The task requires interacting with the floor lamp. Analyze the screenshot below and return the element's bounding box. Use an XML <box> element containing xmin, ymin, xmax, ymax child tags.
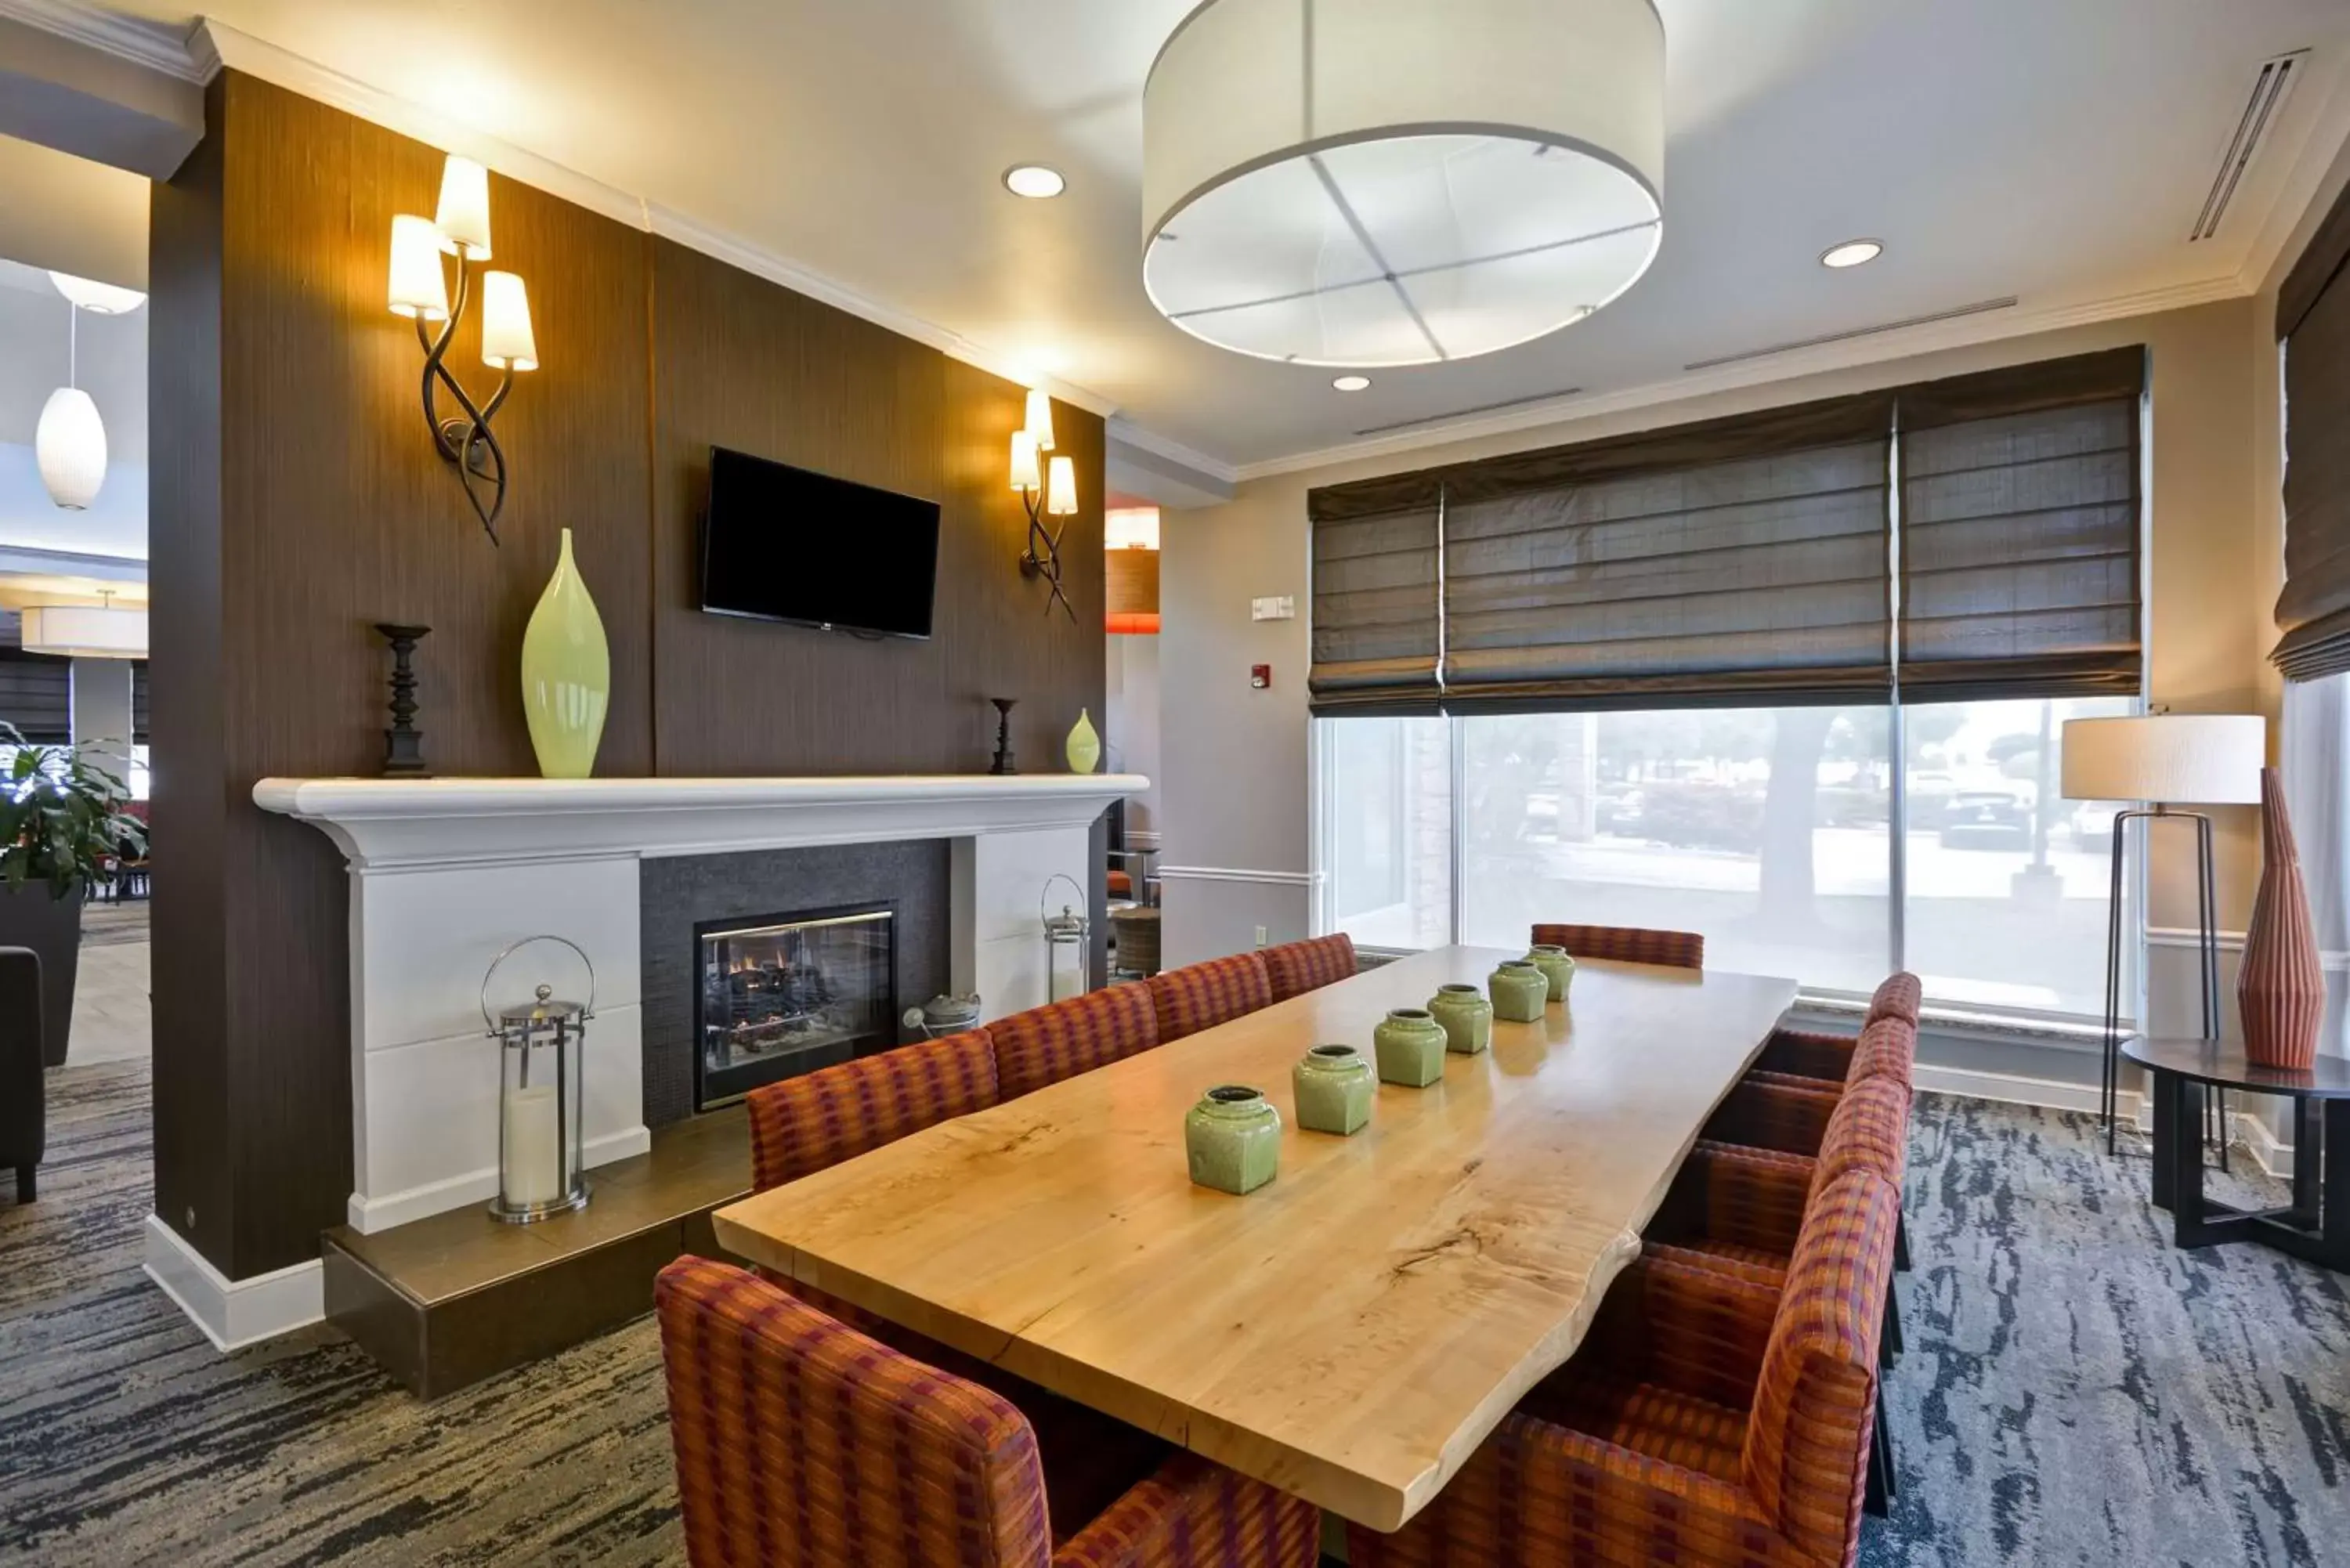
<box><xmin>2061</xmin><ymin>714</ymin><xmax>2265</xmax><ymax>1157</ymax></box>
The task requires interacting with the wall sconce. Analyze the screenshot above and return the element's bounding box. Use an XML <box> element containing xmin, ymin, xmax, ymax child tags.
<box><xmin>388</xmin><ymin>154</ymin><xmax>538</xmax><ymax>544</ymax></box>
<box><xmin>1010</xmin><ymin>390</ymin><xmax>1078</xmax><ymax>622</ymax></box>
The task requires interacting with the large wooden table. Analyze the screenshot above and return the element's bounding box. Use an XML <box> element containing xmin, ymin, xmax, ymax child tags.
<box><xmin>713</xmin><ymin>946</ymin><xmax>1796</xmax><ymax>1531</ymax></box>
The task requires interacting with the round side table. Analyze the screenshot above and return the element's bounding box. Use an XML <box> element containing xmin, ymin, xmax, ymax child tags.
<box><xmin>2122</xmin><ymin>1037</ymin><xmax>2350</xmax><ymax>1269</ymax></box>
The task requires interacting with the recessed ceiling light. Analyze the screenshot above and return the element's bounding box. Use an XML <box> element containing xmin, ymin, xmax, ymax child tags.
<box><xmin>1332</xmin><ymin>375</ymin><xmax>1372</xmax><ymax>392</ymax></box>
<box><xmin>1820</xmin><ymin>239</ymin><xmax>1884</xmax><ymax>269</ymax></box>
<box><xmin>1003</xmin><ymin>164</ymin><xmax>1066</xmax><ymax>199</ymax></box>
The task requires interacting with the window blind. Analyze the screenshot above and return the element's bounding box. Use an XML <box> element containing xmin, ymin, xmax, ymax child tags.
<box><xmin>2274</xmin><ymin>182</ymin><xmax>2350</xmax><ymax>682</ymax></box>
<box><xmin>0</xmin><ymin>651</ymin><xmax>71</xmax><ymax>743</ymax></box>
<box><xmin>1896</xmin><ymin>347</ymin><xmax>2145</xmax><ymax>701</ymax></box>
<box><xmin>1438</xmin><ymin>396</ymin><xmax>1894</xmax><ymax>712</ymax></box>
<box><xmin>1307</xmin><ymin>472</ymin><xmax>1444</xmax><ymax>716</ymax></box>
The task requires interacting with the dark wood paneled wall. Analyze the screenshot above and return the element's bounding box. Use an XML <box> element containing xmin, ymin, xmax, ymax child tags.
<box><xmin>153</xmin><ymin>74</ymin><xmax>1104</xmax><ymax>1281</ymax></box>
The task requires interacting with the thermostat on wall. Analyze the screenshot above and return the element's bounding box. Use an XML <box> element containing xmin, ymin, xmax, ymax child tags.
<box><xmin>1250</xmin><ymin>595</ymin><xmax>1296</xmax><ymax>621</ymax></box>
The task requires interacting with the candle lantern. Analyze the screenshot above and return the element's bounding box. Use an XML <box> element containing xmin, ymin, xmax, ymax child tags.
<box><xmin>480</xmin><ymin>934</ymin><xmax>595</xmax><ymax>1223</ymax></box>
<box><xmin>1041</xmin><ymin>873</ymin><xmax>1090</xmax><ymax>1004</ymax></box>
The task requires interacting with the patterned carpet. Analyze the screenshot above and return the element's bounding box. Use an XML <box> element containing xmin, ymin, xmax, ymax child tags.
<box><xmin>2</xmin><ymin>1064</ymin><xmax>2347</xmax><ymax>1566</ymax></box>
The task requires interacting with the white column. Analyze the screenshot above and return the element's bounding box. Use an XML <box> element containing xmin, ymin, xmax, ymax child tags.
<box><xmin>70</xmin><ymin>656</ymin><xmax>134</xmax><ymax>782</ymax></box>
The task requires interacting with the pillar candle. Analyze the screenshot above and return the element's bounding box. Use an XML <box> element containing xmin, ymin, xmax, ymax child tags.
<box><xmin>502</xmin><ymin>1082</ymin><xmax>565</xmax><ymax>1207</ymax></box>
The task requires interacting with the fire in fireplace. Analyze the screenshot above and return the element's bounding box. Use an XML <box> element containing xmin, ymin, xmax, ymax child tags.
<box><xmin>693</xmin><ymin>905</ymin><xmax>896</xmax><ymax>1110</ymax></box>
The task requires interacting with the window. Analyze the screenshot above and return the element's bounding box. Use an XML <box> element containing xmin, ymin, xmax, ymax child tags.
<box><xmin>1457</xmin><ymin>707</ymin><xmax>1891</xmax><ymax>995</ymax></box>
<box><xmin>1321</xmin><ymin>700</ymin><xmax>2135</xmax><ymax>1019</ymax></box>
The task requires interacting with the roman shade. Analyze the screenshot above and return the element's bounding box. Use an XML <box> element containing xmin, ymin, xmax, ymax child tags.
<box><xmin>1439</xmin><ymin>396</ymin><xmax>1894</xmax><ymax>712</ymax></box>
<box><xmin>1896</xmin><ymin>347</ymin><xmax>2146</xmax><ymax>700</ymax></box>
<box><xmin>0</xmin><ymin>651</ymin><xmax>71</xmax><ymax>743</ymax></box>
<box><xmin>2272</xmin><ymin>180</ymin><xmax>2350</xmax><ymax>682</ymax></box>
<box><xmin>1308</xmin><ymin>475</ymin><xmax>1444</xmax><ymax>715</ymax></box>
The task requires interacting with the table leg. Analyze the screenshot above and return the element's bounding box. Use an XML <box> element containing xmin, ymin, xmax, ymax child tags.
<box><xmin>2293</xmin><ymin>1096</ymin><xmax>2323</xmax><ymax>1227</ymax></box>
<box><xmin>2323</xmin><ymin>1100</ymin><xmax>2350</xmax><ymax>1274</ymax></box>
<box><xmin>2169</xmin><ymin>1077</ymin><xmax>2210</xmax><ymax>1249</ymax></box>
<box><xmin>2148</xmin><ymin>1068</ymin><xmax>2178</xmax><ymax>1213</ymax></box>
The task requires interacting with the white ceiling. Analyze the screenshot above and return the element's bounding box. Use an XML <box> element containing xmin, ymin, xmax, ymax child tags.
<box><xmin>55</xmin><ymin>0</ymin><xmax>2350</xmax><ymax>474</ymax></box>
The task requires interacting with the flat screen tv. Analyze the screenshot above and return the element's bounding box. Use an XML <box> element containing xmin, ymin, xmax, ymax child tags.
<box><xmin>700</xmin><ymin>446</ymin><xmax>941</xmax><ymax>639</ymax></box>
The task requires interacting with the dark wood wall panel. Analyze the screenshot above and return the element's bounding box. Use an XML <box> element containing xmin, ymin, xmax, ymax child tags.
<box><xmin>650</xmin><ymin>240</ymin><xmax>1104</xmax><ymax>775</ymax></box>
<box><xmin>153</xmin><ymin>76</ymin><xmax>1106</xmax><ymax>1281</ymax></box>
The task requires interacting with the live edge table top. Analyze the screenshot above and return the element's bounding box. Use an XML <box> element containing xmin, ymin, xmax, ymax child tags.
<box><xmin>712</xmin><ymin>946</ymin><xmax>1798</xmax><ymax>1533</ymax></box>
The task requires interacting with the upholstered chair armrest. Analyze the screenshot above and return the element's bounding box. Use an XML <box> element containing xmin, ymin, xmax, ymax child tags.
<box><xmin>1705</xmin><ymin>1078</ymin><xmax>1839</xmax><ymax>1158</ymax></box>
<box><xmin>1054</xmin><ymin>1450</ymin><xmax>1320</xmax><ymax>1568</ymax></box>
<box><xmin>1754</xmin><ymin>1027</ymin><xmax>1853</xmax><ymax>1084</ymax></box>
<box><xmin>1665</xmin><ymin>1142</ymin><xmax>1815</xmax><ymax>1260</ymax></box>
<box><xmin>1347</xmin><ymin>1411</ymin><xmax>1805</xmax><ymax>1568</ymax></box>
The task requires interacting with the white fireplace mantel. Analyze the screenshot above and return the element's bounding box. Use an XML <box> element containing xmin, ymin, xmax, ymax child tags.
<box><xmin>255</xmin><ymin>773</ymin><xmax>1149</xmax><ymax>870</ymax></box>
<box><xmin>255</xmin><ymin>773</ymin><xmax>1146</xmax><ymax>1235</ymax></box>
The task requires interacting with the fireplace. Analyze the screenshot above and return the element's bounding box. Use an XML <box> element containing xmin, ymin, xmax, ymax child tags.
<box><xmin>694</xmin><ymin>904</ymin><xmax>897</xmax><ymax>1111</ymax></box>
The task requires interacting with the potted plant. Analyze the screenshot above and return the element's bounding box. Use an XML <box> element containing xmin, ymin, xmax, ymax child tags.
<box><xmin>0</xmin><ymin>724</ymin><xmax>146</xmax><ymax>1068</ymax></box>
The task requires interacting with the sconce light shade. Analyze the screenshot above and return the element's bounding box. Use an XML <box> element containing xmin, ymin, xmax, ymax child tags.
<box><xmin>1024</xmin><ymin>388</ymin><xmax>1057</xmax><ymax>451</ymax></box>
<box><xmin>389</xmin><ymin>215</ymin><xmax>451</xmax><ymax>319</ymax></box>
<box><xmin>1047</xmin><ymin>455</ymin><xmax>1079</xmax><ymax>517</ymax></box>
<box><xmin>435</xmin><ymin>155</ymin><xmax>494</xmax><ymax>257</ymax></box>
<box><xmin>36</xmin><ymin>386</ymin><xmax>107</xmax><ymax>510</ymax></box>
<box><xmin>479</xmin><ymin>271</ymin><xmax>538</xmax><ymax>370</ymax></box>
<box><xmin>1009</xmin><ymin>429</ymin><xmax>1041</xmax><ymax>493</ymax></box>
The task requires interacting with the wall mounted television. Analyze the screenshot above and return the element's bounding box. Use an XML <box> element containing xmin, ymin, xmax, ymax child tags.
<box><xmin>699</xmin><ymin>446</ymin><xmax>942</xmax><ymax>639</ymax></box>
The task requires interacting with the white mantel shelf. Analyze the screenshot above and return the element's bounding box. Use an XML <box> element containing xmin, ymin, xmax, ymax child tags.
<box><xmin>254</xmin><ymin>773</ymin><xmax>1150</xmax><ymax>870</ymax></box>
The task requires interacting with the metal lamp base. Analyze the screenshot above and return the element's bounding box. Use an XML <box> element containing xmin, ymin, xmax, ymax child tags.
<box><xmin>487</xmin><ymin>1180</ymin><xmax>592</xmax><ymax>1226</ymax></box>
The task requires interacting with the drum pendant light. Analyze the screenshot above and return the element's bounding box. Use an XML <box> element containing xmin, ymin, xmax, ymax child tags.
<box><xmin>1142</xmin><ymin>0</ymin><xmax>1666</xmax><ymax>368</ymax></box>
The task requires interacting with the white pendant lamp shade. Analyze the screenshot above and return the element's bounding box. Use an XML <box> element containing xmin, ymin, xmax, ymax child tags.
<box><xmin>36</xmin><ymin>386</ymin><xmax>107</xmax><ymax>510</ymax></box>
<box><xmin>1142</xmin><ymin>0</ymin><xmax>1665</xmax><ymax>367</ymax></box>
<box><xmin>2059</xmin><ymin>715</ymin><xmax>2266</xmax><ymax>806</ymax></box>
<box><xmin>20</xmin><ymin>604</ymin><xmax>147</xmax><ymax>659</ymax></box>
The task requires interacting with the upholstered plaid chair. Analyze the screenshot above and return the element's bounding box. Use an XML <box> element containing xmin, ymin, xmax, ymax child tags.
<box><xmin>1148</xmin><ymin>952</ymin><xmax>1274</xmax><ymax>1042</ymax></box>
<box><xmin>1259</xmin><ymin>933</ymin><xmax>1358</xmax><ymax>1003</ymax></box>
<box><xmin>1529</xmin><ymin>922</ymin><xmax>1705</xmax><ymax>970</ymax></box>
<box><xmin>1347</xmin><ymin>1168</ymin><xmax>1899</xmax><ymax>1568</ymax></box>
<box><xmin>747</xmin><ymin>1028</ymin><xmax>1000</xmax><ymax>1191</ymax></box>
<box><xmin>656</xmin><ymin>1258</ymin><xmax>1321</xmax><ymax>1568</ymax></box>
<box><xmin>1756</xmin><ymin>975</ymin><xmax>1922</xmax><ymax>1085</ymax></box>
<box><xmin>991</xmin><ymin>983</ymin><xmax>1160</xmax><ymax>1101</ymax></box>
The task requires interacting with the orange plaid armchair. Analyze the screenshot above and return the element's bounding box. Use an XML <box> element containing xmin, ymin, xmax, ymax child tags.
<box><xmin>747</xmin><ymin>1029</ymin><xmax>999</xmax><ymax>1192</ymax></box>
<box><xmin>1757</xmin><ymin>976</ymin><xmax>1922</xmax><ymax>1086</ymax></box>
<box><xmin>991</xmin><ymin>982</ymin><xmax>1160</xmax><ymax>1101</ymax></box>
<box><xmin>1347</xmin><ymin>1169</ymin><xmax>1899</xmax><ymax>1568</ymax></box>
<box><xmin>1148</xmin><ymin>952</ymin><xmax>1274</xmax><ymax>1042</ymax></box>
<box><xmin>656</xmin><ymin>1259</ymin><xmax>1321</xmax><ymax>1568</ymax></box>
<box><xmin>1259</xmin><ymin>933</ymin><xmax>1358</xmax><ymax>1003</ymax></box>
<box><xmin>1530</xmin><ymin>923</ymin><xmax>1705</xmax><ymax>970</ymax></box>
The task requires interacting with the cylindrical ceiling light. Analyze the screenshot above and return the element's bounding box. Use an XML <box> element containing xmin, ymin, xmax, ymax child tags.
<box><xmin>1142</xmin><ymin>0</ymin><xmax>1665</xmax><ymax>368</ymax></box>
<box><xmin>21</xmin><ymin>603</ymin><xmax>148</xmax><ymax>659</ymax></box>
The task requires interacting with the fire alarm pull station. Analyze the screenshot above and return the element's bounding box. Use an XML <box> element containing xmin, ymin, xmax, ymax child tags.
<box><xmin>1251</xmin><ymin>664</ymin><xmax>1271</xmax><ymax>689</ymax></box>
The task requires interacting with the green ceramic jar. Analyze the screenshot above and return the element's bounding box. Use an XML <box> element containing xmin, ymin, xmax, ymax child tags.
<box><xmin>1527</xmin><ymin>945</ymin><xmax>1577</xmax><ymax>1002</ymax></box>
<box><xmin>1374</xmin><ymin>1007</ymin><xmax>1449</xmax><ymax>1088</ymax></box>
<box><xmin>1184</xmin><ymin>1085</ymin><xmax>1282</xmax><ymax>1195</ymax></box>
<box><xmin>1292</xmin><ymin>1044</ymin><xmax>1376</xmax><ymax>1136</ymax></box>
<box><xmin>1489</xmin><ymin>960</ymin><xmax>1550</xmax><ymax>1023</ymax></box>
<box><xmin>1427</xmin><ymin>984</ymin><xmax>1493</xmax><ymax>1054</ymax></box>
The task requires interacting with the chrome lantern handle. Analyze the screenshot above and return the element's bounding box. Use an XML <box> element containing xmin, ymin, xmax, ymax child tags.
<box><xmin>479</xmin><ymin>934</ymin><xmax>599</xmax><ymax>1035</ymax></box>
<box><xmin>1039</xmin><ymin>872</ymin><xmax>1089</xmax><ymax>930</ymax></box>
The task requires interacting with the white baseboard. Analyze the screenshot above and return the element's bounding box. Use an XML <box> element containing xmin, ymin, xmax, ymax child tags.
<box><xmin>2235</xmin><ymin>1111</ymin><xmax>2296</xmax><ymax>1179</ymax></box>
<box><xmin>347</xmin><ymin>1123</ymin><xmax>653</xmax><ymax>1233</ymax></box>
<box><xmin>1912</xmin><ymin>1061</ymin><xmax>2138</xmax><ymax>1120</ymax></box>
<box><xmin>143</xmin><ymin>1215</ymin><xmax>324</xmax><ymax>1352</ymax></box>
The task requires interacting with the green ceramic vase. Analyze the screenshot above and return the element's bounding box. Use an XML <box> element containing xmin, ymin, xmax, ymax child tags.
<box><xmin>1373</xmin><ymin>1007</ymin><xmax>1448</xmax><ymax>1088</ymax></box>
<box><xmin>519</xmin><ymin>528</ymin><xmax>610</xmax><ymax>779</ymax></box>
<box><xmin>1489</xmin><ymin>961</ymin><xmax>1549</xmax><ymax>1023</ymax></box>
<box><xmin>1527</xmin><ymin>945</ymin><xmax>1577</xmax><ymax>1002</ymax></box>
<box><xmin>1184</xmin><ymin>1085</ymin><xmax>1282</xmax><ymax>1194</ymax></box>
<box><xmin>1427</xmin><ymin>984</ymin><xmax>1493</xmax><ymax>1054</ymax></box>
<box><xmin>1066</xmin><ymin>708</ymin><xmax>1102</xmax><ymax>774</ymax></box>
<box><xmin>1292</xmin><ymin>1044</ymin><xmax>1376</xmax><ymax>1135</ymax></box>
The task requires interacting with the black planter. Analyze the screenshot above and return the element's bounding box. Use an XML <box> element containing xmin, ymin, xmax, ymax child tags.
<box><xmin>0</xmin><ymin>885</ymin><xmax>81</xmax><ymax>1068</ymax></box>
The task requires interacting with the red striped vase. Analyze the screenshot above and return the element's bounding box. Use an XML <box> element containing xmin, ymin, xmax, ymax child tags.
<box><xmin>2239</xmin><ymin>766</ymin><xmax>2325</xmax><ymax>1071</ymax></box>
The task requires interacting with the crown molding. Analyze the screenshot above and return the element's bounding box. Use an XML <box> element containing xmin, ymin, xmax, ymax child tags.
<box><xmin>1228</xmin><ymin>272</ymin><xmax>2254</xmax><ymax>484</ymax></box>
<box><xmin>0</xmin><ymin>0</ymin><xmax>205</xmax><ymax>82</ymax></box>
<box><xmin>1106</xmin><ymin>417</ymin><xmax>1238</xmax><ymax>488</ymax></box>
<box><xmin>186</xmin><ymin>21</ymin><xmax>1120</xmax><ymax>421</ymax></box>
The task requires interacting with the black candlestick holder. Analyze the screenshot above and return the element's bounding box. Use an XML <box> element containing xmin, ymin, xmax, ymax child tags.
<box><xmin>375</xmin><ymin>623</ymin><xmax>432</xmax><ymax>777</ymax></box>
<box><xmin>988</xmin><ymin>697</ymin><xmax>1018</xmax><ymax>776</ymax></box>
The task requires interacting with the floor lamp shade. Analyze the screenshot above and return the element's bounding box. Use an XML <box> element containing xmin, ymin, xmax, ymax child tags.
<box><xmin>2059</xmin><ymin>715</ymin><xmax>2265</xmax><ymax>804</ymax></box>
